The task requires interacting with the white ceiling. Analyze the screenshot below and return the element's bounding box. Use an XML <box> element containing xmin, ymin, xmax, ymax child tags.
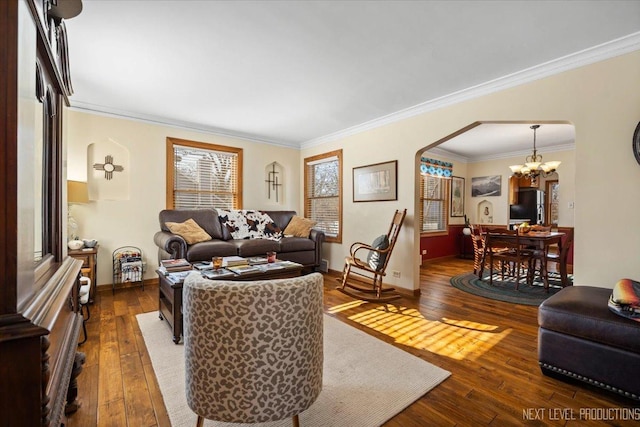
<box><xmin>65</xmin><ymin>1</ymin><xmax>640</xmax><ymax>156</ymax></box>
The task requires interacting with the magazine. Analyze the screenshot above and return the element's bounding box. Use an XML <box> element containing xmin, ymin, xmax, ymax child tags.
<box><xmin>256</xmin><ymin>263</ymin><xmax>285</xmax><ymax>271</ymax></box>
<box><xmin>202</xmin><ymin>268</ymin><xmax>235</xmax><ymax>279</ymax></box>
<box><xmin>166</xmin><ymin>270</ymin><xmax>193</xmax><ymax>284</ymax></box>
<box><xmin>247</xmin><ymin>256</ymin><xmax>268</xmax><ymax>265</ymax></box>
<box><xmin>192</xmin><ymin>261</ymin><xmax>213</xmax><ymax>270</ymax></box>
<box><xmin>228</xmin><ymin>264</ymin><xmax>260</xmax><ymax>275</ymax></box>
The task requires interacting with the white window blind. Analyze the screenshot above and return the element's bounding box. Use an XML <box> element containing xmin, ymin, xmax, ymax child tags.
<box><xmin>305</xmin><ymin>150</ymin><xmax>342</xmax><ymax>242</ymax></box>
<box><xmin>172</xmin><ymin>143</ymin><xmax>240</xmax><ymax>210</ymax></box>
<box><xmin>420</xmin><ymin>174</ymin><xmax>449</xmax><ymax>232</ymax></box>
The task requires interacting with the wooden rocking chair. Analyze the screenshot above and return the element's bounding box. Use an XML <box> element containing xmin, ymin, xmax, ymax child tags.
<box><xmin>337</xmin><ymin>209</ymin><xmax>406</xmax><ymax>302</ymax></box>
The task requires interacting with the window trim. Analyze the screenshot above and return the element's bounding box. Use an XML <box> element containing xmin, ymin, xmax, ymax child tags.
<box><xmin>419</xmin><ymin>174</ymin><xmax>450</xmax><ymax>237</ymax></box>
<box><xmin>304</xmin><ymin>149</ymin><xmax>342</xmax><ymax>243</ymax></box>
<box><xmin>166</xmin><ymin>137</ymin><xmax>243</xmax><ymax>209</ymax></box>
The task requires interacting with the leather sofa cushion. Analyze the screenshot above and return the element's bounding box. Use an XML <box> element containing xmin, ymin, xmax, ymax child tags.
<box><xmin>159</xmin><ymin>208</ymin><xmax>225</xmax><ymax>240</ymax></box>
<box><xmin>232</xmin><ymin>239</ymin><xmax>280</xmax><ymax>257</ymax></box>
<box><xmin>539</xmin><ymin>286</ymin><xmax>640</xmax><ymax>353</ymax></box>
<box><xmin>264</xmin><ymin>211</ymin><xmax>296</xmax><ymax>230</ymax></box>
<box><xmin>186</xmin><ymin>240</ymin><xmax>237</xmax><ymax>262</ymax></box>
<box><xmin>279</xmin><ymin>236</ymin><xmax>315</xmax><ymax>252</ymax></box>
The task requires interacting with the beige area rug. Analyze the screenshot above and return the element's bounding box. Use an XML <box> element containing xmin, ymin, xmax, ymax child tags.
<box><xmin>137</xmin><ymin>312</ymin><xmax>450</xmax><ymax>427</ymax></box>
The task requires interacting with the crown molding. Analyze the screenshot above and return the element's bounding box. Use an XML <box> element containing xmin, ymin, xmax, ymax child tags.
<box><xmin>70</xmin><ymin>32</ymin><xmax>640</xmax><ymax>152</ymax></box>
<box><xmin>68</xmin><ymin>102</ymin><xmax>299</xmax><ymax>149</ymax></box>
<box><xmin>300</xmin><ymin>31</ymin><xmax>640</xmax><ymax>150</ymax></box>
<box><xmin>430</xmin><ymin>142</ymin><xmax>576</xmax><ymax>164</ymax></box>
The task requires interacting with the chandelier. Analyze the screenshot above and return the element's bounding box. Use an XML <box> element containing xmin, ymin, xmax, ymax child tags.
<box><xmin>509</xmin><ymin>125</ymin><xmax>560</xmax><ymax>183</ymax></box>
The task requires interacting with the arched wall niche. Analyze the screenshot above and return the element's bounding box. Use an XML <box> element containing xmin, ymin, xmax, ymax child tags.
<box><xmin>87</xmin><ymin>138</ymin><xmax>130</xmax><ymax>201</ymax></box>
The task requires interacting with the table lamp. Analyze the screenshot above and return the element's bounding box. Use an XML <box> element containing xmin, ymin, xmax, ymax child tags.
<box><xmin>67</xmin><ymin>180</ymin><xmax>89</xmax><ymax>247</ymax></box>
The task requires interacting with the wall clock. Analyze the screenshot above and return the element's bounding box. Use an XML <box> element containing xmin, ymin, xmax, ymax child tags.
<box><xmin>634</xmin><ymin>122</ymin><xmax>640</xmax><ymax>166</ymax></box>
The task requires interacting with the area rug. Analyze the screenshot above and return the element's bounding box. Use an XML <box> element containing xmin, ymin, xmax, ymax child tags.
<box><xmin>136</xmin><ymin>312</ymin><xmax>450</xmax><ymax>427</ymax></box>
<box><xmin>450</xmin><ymin>272</ymin><xmax>565</xmax><ymax>306</ymax></box>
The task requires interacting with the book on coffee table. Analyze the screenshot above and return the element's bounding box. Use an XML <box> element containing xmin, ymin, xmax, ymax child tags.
<box><xmin>161</xmin><ymin>258</ymin><xmax>192</xmax><ymax>272</ymax></box>
<box><xmin>223</xmin><ymin>256</ymin><xmax>249</xmax><ymax>267</ymax></box>
<box><xmin>247</xmin><ymin>256</ymin><xmax>268</xmax><ymax>265</ymax></box>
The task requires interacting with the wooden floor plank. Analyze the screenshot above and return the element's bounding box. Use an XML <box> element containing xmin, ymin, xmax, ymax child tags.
<box><xmin>67</xmin><ymin>258</ymin><xmax>635</xmax><ymax>427</ymax></box>
<box><xmin>121</xmin><ymin>353</ymin><xmax>158</xmax><ymax>427</ymax></box>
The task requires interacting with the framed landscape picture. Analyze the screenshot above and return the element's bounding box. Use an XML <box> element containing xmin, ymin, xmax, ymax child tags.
<box><xmin>471</xmin><ymin>175</ymin><xmax>501</xmax><ymax>197</ymax></box>
<box><xmin>450</xmin><ymin>176</ymin><xmax>465</xmax><ymax>217</ymax></box>
<box><xmin>353</xmin><ymin>160</ymin><xmax>397</xmax><ymax>202</ymax></box>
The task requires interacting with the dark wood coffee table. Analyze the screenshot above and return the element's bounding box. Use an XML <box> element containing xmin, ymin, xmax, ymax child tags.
<box><xmin>157</xmin><ymin>262</ymin><xmax>304</xmax><ymax>344</ymax></box>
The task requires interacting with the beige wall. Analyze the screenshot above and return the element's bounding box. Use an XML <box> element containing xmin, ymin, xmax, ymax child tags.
<box><xmin>66</xmin><ymin>50</ymin><xmax>640</xmax><ymax>291</ymax></box>
<box><xmin>302</xmin><ymin>50</ymin><xmax>640</xmax><ymax>291</ymax></box>
<box><xmin>66</xmin><ymin>111</ymin><xmax>300</xmax><ymax>285</ymax></box>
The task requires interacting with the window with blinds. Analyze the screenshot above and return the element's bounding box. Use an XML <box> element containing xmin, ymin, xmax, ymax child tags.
<box><xmin>420</xmin><ymin>174</ymin><xmax>449</xmax><ymax>233</ymax></box>
<box><xmin>304</xmin><ymin>150</ymin><xmax>342</xmax><ymax>243</ymax></box>
<box><xmin>166</xmin><ymin>137</ymin><xmax>243</xmax><ymax>210</ymax></box>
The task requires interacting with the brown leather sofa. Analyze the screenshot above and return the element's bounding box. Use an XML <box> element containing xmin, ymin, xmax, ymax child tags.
<box><xmin>153</xmin><ymin>208</ymin><xmax>325</xmax><ymax>269</ymax></box>
<box><xmin>538</xmin><ymin>286</ymin><xmax>640</xmax><ymax>401</ymax></box>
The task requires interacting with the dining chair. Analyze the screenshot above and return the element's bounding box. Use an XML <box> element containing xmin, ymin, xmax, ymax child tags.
<box><xmin>470</xmin><ymin>224</ymin><xmax>487</xmax><ymax>276</ymax></box>
<box><xmin>524</xmin><ymin>225</ymin><xmax>553</xmax><ymax>288</ymax></box>
<box><xmin>476</xmin><ymin>226</ymin><xmax>511</xmax><ymax>278</ymax></box>
<box><xmin>485</xmin><ymin>229</ymin><xmax>534</xmax><ymax>289</ymax></box>
<box><xmin>545</xmin><ymin>226</ymin><xmax>574</xmax><ymax>287</ymax></box>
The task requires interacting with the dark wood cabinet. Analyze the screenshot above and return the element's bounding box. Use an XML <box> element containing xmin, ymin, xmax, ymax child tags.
<box><xmin>0</xmin><ymin>1</ymin><xmax>84</xmax><ymax>426</ymax></box>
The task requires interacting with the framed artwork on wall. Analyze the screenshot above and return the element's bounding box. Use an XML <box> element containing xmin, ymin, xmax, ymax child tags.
<box><xmin>450</xmin><ymin>176</ymin><xmax>465</xmax><ymax>217</ymax></box>
<box><xmin>471</xmin><ymin>175</ymin><xmax>501</xmax><ymax>197</ymax></box>
<box><xmin>353</xmin><ymin>160</ymin><xmax>397</xmax><ymax>202</ymax></box>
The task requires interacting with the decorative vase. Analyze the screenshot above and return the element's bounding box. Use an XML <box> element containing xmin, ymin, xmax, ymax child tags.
<box><xmin>68</xmin><ymin>239</ymin><xmax>84</xmax><ymax>250</ymax></box>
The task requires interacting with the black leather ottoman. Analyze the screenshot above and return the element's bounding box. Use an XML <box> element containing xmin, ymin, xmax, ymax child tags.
<box><xmin>538</xmin><ymin>286</ymin><xmax>640</xmax><ymax>400</ymax></box>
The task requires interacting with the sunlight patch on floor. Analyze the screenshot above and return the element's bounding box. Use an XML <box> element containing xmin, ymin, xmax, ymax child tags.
<box><xmin>328</xmin><ymin>301</ymin><xmax>511</xmax><ymax>360</ymax></box>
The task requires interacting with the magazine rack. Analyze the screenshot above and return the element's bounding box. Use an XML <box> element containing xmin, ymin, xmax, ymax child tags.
<box><xmin>112</xmin><ymin>246</ymin><xmax>144</xmax><ymax>293</ymax></box>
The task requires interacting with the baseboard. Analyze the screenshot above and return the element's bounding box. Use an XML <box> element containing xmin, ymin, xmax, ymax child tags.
<box><xmin>96</xmin><ymin>277</ymin><xmax>159</xmax><ymax>294</ymax></box>
<box><xmin>327</xmin><ymin>269</ymin><xmax>420</xmax><ymax>299</ymax></box>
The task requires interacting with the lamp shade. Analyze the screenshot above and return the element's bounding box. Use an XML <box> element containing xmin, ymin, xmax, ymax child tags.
<box><xmin>67</xmin><ymin>180</ymin><xmax>89</xmax><ymax>204</ymax></box>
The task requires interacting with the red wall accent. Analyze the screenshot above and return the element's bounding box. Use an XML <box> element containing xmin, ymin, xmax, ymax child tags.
<box><xmin>420</xmin><ymin>225</ymin><xmax>574</xmax><ymax>266</ymax></box>
<box><xmin>421</xmin><ymin>225</ymin><xmax>470</xmax><ymax>261</ymax></box>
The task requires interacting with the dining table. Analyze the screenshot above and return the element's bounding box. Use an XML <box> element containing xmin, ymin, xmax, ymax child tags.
<box><xmin>479</xmin><ymin>230</ymin><xmax>569</xmax><ymax>290</ymax></box>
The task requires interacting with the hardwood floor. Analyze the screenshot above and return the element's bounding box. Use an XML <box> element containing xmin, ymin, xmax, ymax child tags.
<box><xmin>67</xmin><ymin>257</ymin><xmax>636</xmax><ymax>427</ymax></box>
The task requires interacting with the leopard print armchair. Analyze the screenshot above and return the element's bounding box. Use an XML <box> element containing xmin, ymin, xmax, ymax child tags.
<box><xmin>183</xmin><ymin>272</ymin><xmax>324</xmax><ymax>427</ymax></box>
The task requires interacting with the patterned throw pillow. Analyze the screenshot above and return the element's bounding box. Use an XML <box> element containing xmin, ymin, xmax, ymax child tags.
<box><xmin>165</xmin><ymin>218</ymin><xmax>212</xmax><ymax>244</ymax></box>
<box><xmin>218</xmin><ymin>209</ymin><xmax>283</xmax><ymax>241</ymax></box>
<box><xmin>367</xmin><ymin>234</ymin><xmax>389</xmax><ymax>271</ymax></box>
<box><xmin>283</xmin><ymin>215</ymin><xmax>317</xmax><ymax>238</ymax></box>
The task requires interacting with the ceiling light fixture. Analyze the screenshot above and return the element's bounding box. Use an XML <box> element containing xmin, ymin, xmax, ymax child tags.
<box><xmin>509</xmin><ymin>125</ymin><xmax>560</xmax><ymax>184</ymax></box>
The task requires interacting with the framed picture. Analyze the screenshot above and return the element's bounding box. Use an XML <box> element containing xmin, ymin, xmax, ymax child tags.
<box><xmin>450</xmin><ymin>176</ymin><xmax>465</xmax><ymax>217</ymax></box>
<box><xmin>471</xmin><ymin>175</ymin><xmax>502</xmax><ymax>197</ymax></box>
<box><xmin>353</xmin><ymin>160</ymin><xmax>397</xmax><ymax>202</ymax></box>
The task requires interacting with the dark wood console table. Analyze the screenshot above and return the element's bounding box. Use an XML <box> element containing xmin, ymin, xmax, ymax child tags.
<box><xmin>157</xmin><ymin>263</ymin><xmax>304</xmax><ymax>344</ymax></box>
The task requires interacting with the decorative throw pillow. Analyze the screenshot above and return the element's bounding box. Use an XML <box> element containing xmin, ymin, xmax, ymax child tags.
<box><xmin>218</xmin><ymin>209</ymin><xmax>283</xmax><ymax>241</ymax></box>
<box><xmin>165</xmin><ymin>218</ymin><xmax>212</xmax><ymax>245</ymax></box>
<box><xmin>608</xmin><ymin>278</ymin><xmax>640</xmax><ymax>322</ymax></box>
<box><xmin>283</xmin><ymin>215</ymin><xmax>317</xmax><ymax>238</ymax></box>
<box><xmin>367</xmin><ymin>234</ymin><xmax>389</xmax><ymax>271</ymax></box>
